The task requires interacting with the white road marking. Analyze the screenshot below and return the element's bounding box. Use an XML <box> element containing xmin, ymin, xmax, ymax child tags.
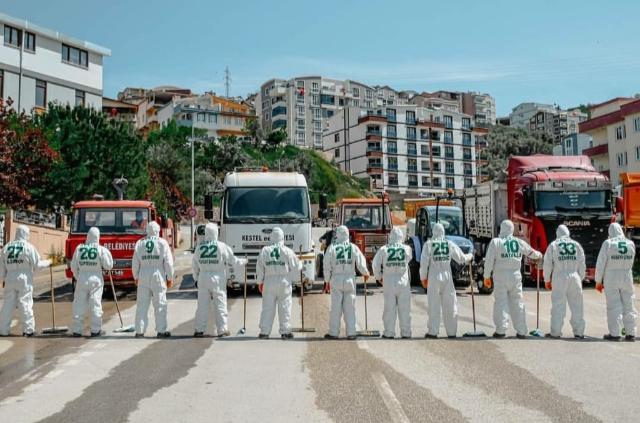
<box><xmin>0</xmin><ymin>340</ymin><xmax>12</xmax><ymax>355</ymax></box>
<box><xmin>23</xmin><ymin>382</ymin><xmax>43</xmax><ymax>393</ymax></box>
<box><xmin>63</xmin><ymin>359</ymin><xmax>80</xmax><ymax>367</ymax></box>
<box><xmin>92</xmin><ymin>342</ymin><xmax>107</xmax><ymax>350</ymax></box>
<box><xmin>371</xmin><ymin>372</ymin><xmax>411</xmax><ymax>423</ymax></box>
<box><xmin>357</xmin><ymin>340</ymin><xmax>371</xmax><ymax>351</ymax></box>
<box><xmin>79</xmin><ymin>351</ymin><xmax>94</xmax><ymax>358</ymax></box>
<box><xmin>45</xmin><ymin>369</ymin><xmax>64</xmax><ymax>379</ymax></box>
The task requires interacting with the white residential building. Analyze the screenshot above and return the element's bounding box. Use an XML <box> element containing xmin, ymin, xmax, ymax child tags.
<box><xmin>323</xmin><ymin>106</ymin><xmax>488</xmax><ymax>195</ymax></box>
<box><xmin>0</xmin><ymin>13</ymin><xmax>110</xmax><ymax>113</ymax></box>
<box><xmin>256</xmin><ymin>76</ymin><xmax>404</xmax><ymax>149</ymax></box>
<box><xmin>509</xmin><ymin>102</ymin><xmax>558</xmax><ymax>129</ymax></box>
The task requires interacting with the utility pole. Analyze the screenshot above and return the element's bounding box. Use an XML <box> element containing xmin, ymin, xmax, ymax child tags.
<box><xmin>224</xmin><ymin>66</ymin><xmax>231</xmax><ymax>98</ymax></box>
<box><xmin>190</xmin><ymin>119</ymin><xmax>195</xmax><ymax>250</ymax></box>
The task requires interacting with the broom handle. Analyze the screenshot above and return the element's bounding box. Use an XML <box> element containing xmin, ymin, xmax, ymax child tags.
<box><xmin>109</xmin><ymin>270</ymin><xmax>124</xmax><ymax>327</ymax></box>
<box><xmin>50</xmin><ymin>266</ymin><xmax>56</xmax><ymax>329</ymax></box>
<box><xmin>536</xmin><ymin>261</ymin><xmax>540</xmax><ymax>330</ymax></box>
<box><xmin>363</xmin><ymin>275</ymin><xmax>368</xmax><ymax>332</ymax></box>
<box><xmin>299</xmin><ymin>246</ymin><xmax>305</xmax><ymax>330</ymax></box>
<box><xmin>243</xmin><ymin>256</ymin><xmax>247</xmax><ymax>329</ymax></box>
<box><xmin>468</xmin><ymin>263</ymin><xmax>477</xmax><ymax>333</ymax></box>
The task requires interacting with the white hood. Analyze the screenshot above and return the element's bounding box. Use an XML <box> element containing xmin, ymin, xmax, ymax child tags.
<box><xmin>147</xmin><ymin>221</ymin><xmax>160</xmax><ymax>237</ymax></box>
<box><xmin>556</xmin><ymin>224</ymin><xmax>570</xmax><ymax>239</ymax></box>
<box><xmin>86</xmin><ymin>227</ymin><xmax>100</xmax><ymax>244</ymax></box>
<box><xmin>432</xmin><ymin>223</ymin><xmax>445</xmax><ymax>240</ymax></box>
<box><xmin>499</xmin><ymin>220</ymin><xmax>514</xmax><ymax>238</ymax></box>
<box><xmin>336</xmin><ymin>225</ymin><xmax>349</xmax><ymax>243</ymax></box>
<box><xmin>389</xmin><ymin>227</ymin><xmax>403</xmax><ymax>244</ymax></box>
<box><xmin>272</xmin><ymin>227</ymin><xmax>284</xmax><ymax>246</ymax></box>
<box><xmin>15</xmin><ymin>225</ymin><xmax>29</xmax><ymax>241</ymax></box>
<box><xmin>205</xmin><ymin>223</ymin><xmax>219</xmax><ymax>242</ymax></box>
<box><xmin>608</xmin><ymin>222</ymin><xmax>624</xmax><ymax>239</ymax></box>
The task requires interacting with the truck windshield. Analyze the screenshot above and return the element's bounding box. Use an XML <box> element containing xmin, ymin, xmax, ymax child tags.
<box><xmin>71</xmin><ymin>208</ymin><xmax>149</xmax><ymax>234</ymax></box>
<box><xmin>224</xmin><ymin>187</ymin><xmax>310</xmax><ymax>223</ymax></box>
<box><xmin>535</xmin><ymin>191</ymin><xmax>611</xmax><ymax>213</ymax></box>
<box><xmin>429</xmin><ymin>208</ymin><xmax>463</xmax><ymax>236</ymax></box>
<box><xmin>343</xmin><ymin>205</ymin><xmax>391</xmax><ymax>230</ymax></box>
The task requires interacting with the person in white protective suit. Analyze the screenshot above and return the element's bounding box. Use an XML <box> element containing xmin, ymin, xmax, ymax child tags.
<box><xmin>256</xmin><ymin>227</ymin><xmax>301</xmax><ymax>339</ymax></box>
<box><xmin>132</xmin><ymin>221</ymin><xmax>174</xmax><ymax>338</ymax></box>
<box><xmin>70</xmin><ymin>227</ymin><xmax>114</xmax><ymax>337</ymax></box>
<box><xmin>192</xmin><ymin>223</ymin><xmax>246</xmax><ymax>338</ymax></box>
<box><xmin>595</xmin><ymin>222</ymin><xmax>637</xmax><ymax>341</ymax></box>
<box><xmin>542</xmin><ymin>224</ymin><xmax>586</xmax><ymax>339</ymax></box>
<box><xmin>323</xmin><ymin>225</ymin><xmax>369</xmax><ymax>340</ymax></box>
<box><xmin>420</xmin><ymin>223</ymin><xmax>472</xmax><ymax>338</ymax></box>
<box><xmin>483</xmin><ymin>219</ymin><xmax>542</xmax><ymax>338</ymax></box>
<box><xmin>0</xmin><ymin>225</ymin><xmax>51</xmax><ymax>336</ymax></box>
<box><xmin>372</xmin><ymin>227</ymin><xmax>413</xmax><ymax>339</ymax></box>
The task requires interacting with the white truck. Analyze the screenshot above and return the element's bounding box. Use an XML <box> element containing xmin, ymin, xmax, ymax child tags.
<box><xmin>218</xmin><ymin>170</ymin><xmax>316</xmax><ymax>290</ymax></box>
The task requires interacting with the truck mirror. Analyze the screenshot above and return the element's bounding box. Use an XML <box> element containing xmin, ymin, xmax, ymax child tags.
<box><xmin>614</xmin><ymin>196</ymin><xmax>623</xmax><ymax>214</ymax></box>
<box><xmin>318</xmin><ymin>209</ymin><xmax>328</xmax><ymax>219</ymax></box>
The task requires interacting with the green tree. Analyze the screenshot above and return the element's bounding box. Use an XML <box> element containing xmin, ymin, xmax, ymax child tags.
<box><xmin>33</xmin><ymin>105</ymin><xmax>147</xmax><ymax>209</ymax></box>
<box><xmin>244</xmin><ymin>117</ymin><xmax>264</xmax><ymax>147</ymax></box>
<box><xmin>480</xmin><ymin>126</ymin><xmax>554</xmax><ymax>181</ymax></box>
<box><xmin>264</xmin><ymin>129</ymin><xmax>287</xmax><ymax>150</ymax></box>
<box><xmin>0</xmin><ymin>99</ymin><xmax>58</xmax><ymax>208</ymax></box>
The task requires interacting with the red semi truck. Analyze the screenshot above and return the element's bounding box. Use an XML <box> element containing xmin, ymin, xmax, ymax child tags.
<box><xmin>65</xmin><ymin>200</ymin><xmax>176</xmax><ymax>288</ymax></box>
<box><xmin>463</xmin><ymin>155</ymin><xmax>613</xmax><ymax>291</ymax></box>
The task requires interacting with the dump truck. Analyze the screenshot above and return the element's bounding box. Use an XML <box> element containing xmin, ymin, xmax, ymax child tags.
<box><xmin>620</xmin><ymin>173</ymin><xmax>640</xmax><ymax>245</ymax></box>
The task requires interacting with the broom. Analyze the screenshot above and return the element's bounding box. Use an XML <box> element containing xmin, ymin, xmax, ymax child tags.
<box><xmin>42</xmin><ymin>266</ymin><xmax>69</xmax><ymax>335</ymax></box>
<box><xmin>463</xmin><ymin>262</ymin><xmax>486</xmax><ymax>337</ymax></box>
<box><xmin>108</xmin><ymin>270</ymin><xmax>135</xmax><ymax>333</ymax></box>
<box><xmin>529</xmin><ymin>261</ymin><xmax>543</xmax><ymax>337</ymax></box>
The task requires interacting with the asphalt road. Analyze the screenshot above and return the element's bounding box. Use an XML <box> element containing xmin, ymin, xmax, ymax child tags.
<box><xmin>1</xmin><ymin>228</ymin><xmax>639</xmax><ymax>422</ymax></box>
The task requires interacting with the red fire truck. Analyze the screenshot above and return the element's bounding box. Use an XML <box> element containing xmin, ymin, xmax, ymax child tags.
<box><xmin>65</xmin><ymin>200</ymin><xmax>176</xmax><ymax>288</ymax></box>
<box><xmin>464</xmin><ymin>155</ymin><xmax>613</xmax><ymax>291</ymax></box>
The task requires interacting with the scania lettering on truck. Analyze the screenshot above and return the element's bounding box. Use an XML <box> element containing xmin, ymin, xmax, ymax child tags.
<box><xmin>65</xmin><ymin>200</ymin><xmax>176</xmax><ymax>288</ymax></box>
<box><xmin>464</xmin><ymin>155</ymin><xmax>612</xmax><ymax>291</ymax></box>
<box><xmin>219</xmin><ymin>171</ymin><xmax>315</xmax><ymax>289</ymax></box>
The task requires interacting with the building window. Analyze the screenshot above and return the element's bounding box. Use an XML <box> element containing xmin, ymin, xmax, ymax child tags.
<box><xmin>461</xmin><ymin>117</ymin><xmax>471</xmax><ymax>130</ymax></box>
<box><xmin>462</xmin><ymin>133</ymin><xmax>471</xmax><ymax>146</ymax></box>
<box><xmin>407</xmin><ymin>126</ymin><xmax>416</xmax><ymax>140</ymax></box>
<box><xmin>297</xmin><ymin>105</ymin><xmax>305</xmax><ymax>117</ymax></box>
<box><xmin>432</xmin><ymin>146</ymin><xmax>441</xmax><ymax>157</ymax></box>
<box><xmin>313</xmin><ymin>121</ymin><xmax>321</xmax><ymax>132</ymax></box>
<box><xmin>408</xmin><ymin>174</ymin><xmax>418</xmax><ymax>187</ymax></box>
<box><xmin>445</xmin><ymin>146</ymin><xmax>454</xmax><ymax>159</ymax></box>
<box><xmin>24</xmin><ymin>31</ymin><xmax>35</xmax><ymax>52</ymax></box>
<box><xmin>446</xmin><ymin>177</ymin><xmax>455</xmax><ymax>189</ymax></box>
<box><xmin>387</xmin><ymin>125</ymin><xmax>397</xmax><ymax>138</ymax></box>
<box><xmin>443</xmin><ymin>115</ymin><xmax>453</xmax><ymax>129</ymax></box>
<box><xmin>62</xmin><ymin>44</ymin><xmax>89</xmax><ymax>68</ymax></box>
<box><xmin>297</xmin><ymin>119</ymin><xmax>305</xmax><ymax>130</ymax></box>
<box><xmin>445</xmin><ymin>161</ymin><xmax>454</xmax><ymax>174</ymax></box>
<box><xmin>615</xmin><ymin>125</ymin><xmax>626</xmax><ymax>140</ymax></box>
<box><xmin>312</xmin><ymin>82</ymin><xmax>319</xmax><ymax>93</ymax></box>
<box><xmin>35</xmin><ymin>79</ymin><xmax>47</xmax><ymax>108</ymax></box>
<box><xmin>0</xmin><ymin>70</ymin><xmax>3</xmax><ymax>98</ymax></box>
<box><xmin>272</xmin><ymin>106</ymin><xmax>286</xmax><ymax>116</ymax></box>
<box><xmin>335</xmin><ymin>133</ymin><xmax>340</xmax><ymax>143</ymax></box>
<box><xmin>209</xmin><ymin>114</ymin><xmax>217</xmax><ymax>123</ymax></box>
<box><xmin>408</xmin><ymin>143</ymin><xmax>417</xmax><ymax>156</ymax></box>
<box><xmin>296</xmin><ymin>132</ymin><xmax>305</xmax><ymax>145</ymax></box>
<box><xmin>387</xmin><ymin>141</ymin><xmax>397</xmax><ymax>154</ymax></box>
<box><xmin>464</xmin><ymin>163</ymin><xmax>472</xmax><ymax>176</ymax></box>
<box><xmin>334</xmin><ymin>148</ymin><xmax>340</xmax><ymax>158</ymax></box>
<box><xmin>433</xmin><ymin>177</ymin><xmax>441</xmax><ymax>187</ymax></box>
<box><xmin>421</xmin><ymin>176</ymin><xmax>430</xmax><ymax>187</ymax></box>
<box><xmin>464</xmin><ymin>178</ymin><xmax>473</xmax><ymax>188</ymax></box>
<box><xmin>387</xmin><ymin>108</ymin><xmax>396</xmax><ymax>121</ymax></box>
<box><xmin>366</xmin><ymin>89</ymin><xmax>373</xmax><ymax>99</ymax></box>
<box><xmin>408</xmin><ymin>159</ymin><xmax>417</xmax><ymax>172</ymax></box>
<box><xmin>421</xmin><ymin>160</ymin><xmax>430</xmax><ymax>171</ymax></box>
<box><xmin>444</xmin><ymin>131</ymin><xmax>453</xmax><ymax>144</ymax></box>
<box><xmin>314</xmin><ymin>133</ymin><xmax>322</xmax><ymax>147</ymax></box>
<box><xmin>406</xmin><ymin>111</ymin><xmax>416</xmax><ymax>125</ymax></box>
<box><xmin>4</xmin><ymin>25</ymin><xmax>22</xmax><ymax>47</ymax></box>
<box><xmin>313</xmin><ymin>108</ymin><xmax>321</xmax><ymax>119</ymax></box>
<box><xmin>353</xmin><ymin>87</ymin><xmax>360</xmax><ymax>98</ymax></box>
<box><xmin>388</xmin><ymin>173</ymin><xmax>399</xmax><ymax>186</ymax></box>
<box><xmin>463</xmin><ymin>148</ymin><xmax>472</xmax><ymax>160</ymax></box>
<box><xmin>617</xmin><ymin>152</ymin><xmax>628</xmax><ymax>166</ymax></box>
<box><xmin>297</xmin><ymin>93</ymin><xmax>305</xmax><ymax>104</ymax></box>
<box><xmin>636</xmin><ymin>146</ymin><xmax>640</xmax><ymax>161</ymax></box>
<box><xmin>296</xmin><ymin>80</ymin><xmax>305</xmax><ymax>89</ymax></box>
<box><xmin>634</xmin><ymin>117</ymin><xmax>640</xmax><ymax>132</ymax></box>
<box><xmin>312</xmin><ymin>95</ymin><xmax>319</xmax><ymax>106</ymax></box>
<box><xmin>420</xmin><ymin>145</ymin><xmax>429</xmax><ymax>156</ymax></box>
<box><xmin>432</xmin><ymin>161</ymin><xmax>441</xmax><ymax>172</ymax></box>
<box><xmin>388</xmin><ymin>157</ymin><xmax>398</xmax><ymax>171</ymax></box>
<box><xmin>320</xmin><ymin>94</ymin><xmax>335</xmax><ymax>105</ymax></box>
<box><xmin>75</xmin><ymin>90</ymin><xmax>85</xmax><ymax>107</ymax></box>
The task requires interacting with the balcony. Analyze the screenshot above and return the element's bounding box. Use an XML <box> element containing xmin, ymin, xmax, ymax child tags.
<box><xmin>366</xmin><ymin>132</ymin><xmax>382</xmax><ymax>141</ymax></box>
<box><xmin>463</xmin><ymin>155</ymin><xmax>472</xmax><ymax>161</ymax></box>
<box><xmin>408</xmin><ymin>180</ymin><xmax>418</xmax><ymax>188</ymax></box>
<box><xmin>406</xmin><ymin>117</ymin><xmax>417</xmax><ymax>125</ymax></box>
<box><xmin>583</xmin><ymin>143</ymin><xmax>608</xmax><ymax>157</ymax></box>
<box><xmin>386</xmin><ymin>114</ymin><xmax>397</xmax><ymax>123</ymax></box>
<box><xmin>387</xmin><ymin>131</ymin><xmax>397</xmax><ymax>139</ymax></box>
<box><xmin>388</xmin><ymin>163</ymin><xmax>398</xmax><ymax>171</ymax></box>
<box><xmin>408</xmin><ymin>149</ymin><xmax>417</xmax><ymax>156</ymax></box>
<box><xmin>358</xmin><ymin>112</ymin><xmax>387</xmax><ymax>124</ymax></box>
<box><xmin>367</xmin><ymin>163</ymin><xmax>383</xmax><ymax>174</ymax></box>
<box><xmin>366</xmin><ymin>147</ymin><xmax>383</xmax><ymax>158</ymax></box>
<box><xmin>408</xmin><ymin>166</ymin><xmax>418</xmax><ymax>172</ymax></box>
<box><xmin>417</xmin><ymin>119</ymin><xmax>445</xmax><ymax>129</ymax></box>
<box><xmin>407</xmin><ymin>133</ymin><xmax>417</xmax><ymax>141</ymax></box>
<box><xmin>387</xmin><ymin>147</ymin><xmax>398</xmax><ymax>154</ymax></box>
<box><xmin>464</xmin><ymin>170</ymin><xmax>473</xmax><ymax>176</ymax></box>
<box><xmin>388</xmin><ymin>179</ymin><xmax>399</xmax><ymax>187</ymax></box>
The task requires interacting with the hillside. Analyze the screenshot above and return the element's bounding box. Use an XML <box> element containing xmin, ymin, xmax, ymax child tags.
<box><xmin>241</xmin><ymin>145</ymin><xmax>372</xmax><ymax>203</ymax></box>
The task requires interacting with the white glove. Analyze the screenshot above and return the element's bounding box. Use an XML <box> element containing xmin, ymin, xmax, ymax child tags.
<box><xmin>465</xmin><ymin>254</ymin><xmax>473</xmax><ymax>264</ymax></box>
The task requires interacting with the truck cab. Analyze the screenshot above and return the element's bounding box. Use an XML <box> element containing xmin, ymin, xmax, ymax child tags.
<box><xmin>218</xmin><ymin>170</ymin><xmax>315</xmax><ymax>289</ymax></box>
<box><xmin>65</xmin><ymin>200</ymin><xmax>175</xmax><ymax>287</ymax></box>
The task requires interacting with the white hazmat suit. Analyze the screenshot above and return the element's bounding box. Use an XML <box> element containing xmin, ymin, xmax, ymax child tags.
<box><xmin>420</xmin><ymin>223</ymin><xmax>472</xmax><ymax>337</ymax></box>
<box><xmin>132</xmin><ymin>221</ymin><xmax>174</xmax><ymax>336</ymax></box>
<box><xmin>70</xmin><ymin>227</ymin><xmax>114</xmax><ymax>336</ymax></box>
<box><xmin>192</xmin><ymin>223</ymin><xmax>245</xmax><ymax>336</ymax></box>
<box><xmin>323</xmin><ymin>226</ymin><xmax>369</xmax><ymax>338</ymax></box>
<box><xmin>543</xmin><ymin>225</ymin><xmax>586</xmax><ymax>338</ymax></box>
<box><xmin>372</xmin><ymin>227</ymin><xmax>413</xmax><ymax>338</ymax></box>
<box><xmin>0</xmin><ymin>225</ymin><xmax>51</xmax><ymax>336</ymax></box>
<box><xmin>256</xmin><ymin>227</ymin><xmax>301</xmax><ymax>337</ymax></box>
<box><xmin>484</xmin><ymin>220</ymin><xmax>542</xmax><ymax>337</ymax></box>
<box><xmin>595</xmin><ymin>223</ymin><xmax>637</xmax><ymax>339</ymax></box>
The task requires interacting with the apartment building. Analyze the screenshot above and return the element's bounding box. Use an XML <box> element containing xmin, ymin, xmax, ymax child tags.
<box><xmin>552</xmin><ymin>133</ymin><xmax>593</xmax><ymax>156</ymax></box>
<box><xmin>102</xmin><ymin>97</ymin><xmax>137</xmax><ymax>125</ymax></box>
<box><xmin>118</xmin><ymin>85</ymin><xmax>192</xmax><ymax>133</ymax></box>
<box><xmin>509</xmin><ymin>102</ymin><xmax>558</xmax><ymax>129</ymax></box>
<box><xmin>579</xmin><ymin>97</ymin><xmax>640</xmax><ymax>185</ymax></box>
<box><xmin>528</xmin><ymin>109</ymin><xmax>587</xmax><ymax>142</ymax></box>
<box><xmin>156</xmin><ymin>93</ymin><xmax>253</xmax><ymax>138</ymax></box>
<box><xmin>322</xmin><ymin>106</ymin><xmax>488</xmax><ymax>195</ymax></box>
<box><xmin>409</xmin><ymin>91</ymin><xmax>496</xmax><ymax>125</ymax></box>
<box><xmin>0</xmin><ymin>13</ymin><xmax>110</xmax><ymax>113</ymax></box>
<box><xmin>256</xmin><ymin>76</ymin><xmax>403</xmax><ymax>149</ymax></box>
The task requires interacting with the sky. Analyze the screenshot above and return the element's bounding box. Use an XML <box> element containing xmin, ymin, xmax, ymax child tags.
<box><xmin>3</xmin><ymin>0</ymin><xmax>640</xmax><ymax>115</ymax></box>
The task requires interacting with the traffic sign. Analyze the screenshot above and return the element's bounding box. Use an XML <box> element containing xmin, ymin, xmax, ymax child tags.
<box><xmin>188</xmin><ymin>207</ymin><xmax>197</xmax><ymax>218</ymax></box>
